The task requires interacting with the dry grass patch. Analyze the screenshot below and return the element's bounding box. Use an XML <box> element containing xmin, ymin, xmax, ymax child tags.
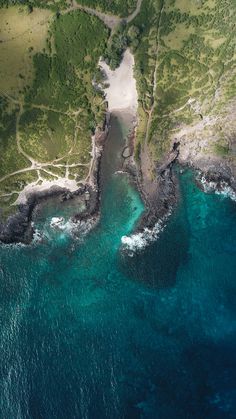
<box><xmin>0</xmin><ymin>6</ymin><xmax>53</xmax><ymax>98</ymax></box>
<box><xmin>163</xmin><ymin>23</ymin><xmax>194</xmax><ymax>50</ymax></box>
<box><xmin>171</xmin><ymin>0</ymin><xmax>215</xmax><ymax>14</ymax></box>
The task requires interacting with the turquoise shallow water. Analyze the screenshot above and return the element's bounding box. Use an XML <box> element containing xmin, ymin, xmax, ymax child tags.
<box><xmin>1</xmin><ymin>114</ymin><xmax>236</xmax><ymax>418</ymax></box>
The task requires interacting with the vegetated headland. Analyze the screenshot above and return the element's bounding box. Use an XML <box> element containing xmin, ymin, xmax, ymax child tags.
<box><xmin>0</xmin><ymin>0</ymin><xmax>236</xmax><ymax>244</ymax></box>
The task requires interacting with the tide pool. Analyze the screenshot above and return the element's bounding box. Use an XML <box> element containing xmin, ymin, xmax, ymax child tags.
<box><xmin>0</xmin><ymin>115</ymin><xmax>236</xmax><ymax>418</ymax></box>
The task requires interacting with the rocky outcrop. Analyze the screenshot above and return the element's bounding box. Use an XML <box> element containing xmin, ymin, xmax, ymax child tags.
<box><xmin>0</xmin><ymin>116</ymin><xmax>110</xmax><ymax>245</ymax></box>
<box><xmin>134</xmin><ymin>142</ymin><xmax>179</xmax><ymax>230</ymax></box>
<box><xmin>0</xmin><ymin>204</ymin><xmax>33</xmax><ymax>244</ymax></box>
<box><xmin>0</xmin><ymin>187</ymin><xmax>68</xmax><ymax>244</ymax></box>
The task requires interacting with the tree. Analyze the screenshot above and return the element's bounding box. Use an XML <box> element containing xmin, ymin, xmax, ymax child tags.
<box><xmin>127</xmin><ymin>25</ymin><xmax>140</xmax><ymax>49</ymax></box>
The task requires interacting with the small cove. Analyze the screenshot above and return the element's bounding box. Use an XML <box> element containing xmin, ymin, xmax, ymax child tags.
<box><xmin>0</xmin><ymin>114</ymin><xmax>236</xmax><ymax>418</ymax></box>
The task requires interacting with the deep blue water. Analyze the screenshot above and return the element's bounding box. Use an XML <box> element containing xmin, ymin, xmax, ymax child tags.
<box><xmin>1</xmin><ymin>114</ymin><xmax>236</xmax><ymax>418</ymax></box>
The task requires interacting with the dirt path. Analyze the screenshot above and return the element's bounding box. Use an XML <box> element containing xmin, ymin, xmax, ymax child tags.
<box><xmin>66</xmin><ymin>0</ymin><xmax>121</xmax><ymax>29</ymax></box>
<box><xmin>144</xmin><ymin>0</ymin><xmax>164</xmax><ymax>146</ymax></box>
<box><xmin>126</xmin><ymin>0</ymin><xmax>143</xmax><ymax>23</ymax></box>
<box><xmin>140</xmin><ymin>0</ymin><xmax>165</xmax><ymax>194</ymax></box>
<box><xmin>16</xmin><ymin>103</ymin><xmax>36</xmax><ymax>166</ymax></box>
<box><xmin>0</xmin><ymin>161</ymin><xmax>90</xmax><ymax>186</ymax></box>
<box><xmin>0</xmin><ymin>90</ymin><xmax>74</xmax><ymax>117</ymax></box>
<box><xmin>68</xmin><ymin>0</ymin><xmax>143</xmax><ymax>29</ymax></box>
<box><xmin>0</xmin><ymin>102</ymin><xmax>90</xmax><ymax>189</ymax></box>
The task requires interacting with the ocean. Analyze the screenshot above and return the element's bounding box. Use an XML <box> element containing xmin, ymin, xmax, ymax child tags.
<box><xmin>0</xmin><ymin>113</ymin><xmax>236</xmax><ymax>418</ymax></box>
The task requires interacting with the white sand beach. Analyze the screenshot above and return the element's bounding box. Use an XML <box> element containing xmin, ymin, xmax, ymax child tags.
<box><xmin>99</xmin><ymin>49</ymin><xmax>138</xmax><ymax>113</ymax></box>
<box><xmin>14</xmin><ymin>178</ymin><xmax>79</xmax><ymax>205</ymax></box>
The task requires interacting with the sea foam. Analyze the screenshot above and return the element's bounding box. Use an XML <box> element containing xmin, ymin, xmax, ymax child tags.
<box><xmin>199</xmin><ymin>175</ymin><xmax>236</xmax><ymax>201</ymax></box>
<box><xmin>121</xmin><ymin>211</ymin><xmax>171</xmax><ymax>255</ymax></box>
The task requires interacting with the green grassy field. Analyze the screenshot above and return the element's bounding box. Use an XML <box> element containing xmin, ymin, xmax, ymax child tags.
<box><xmin>0</xmin><ymin>4</ymin><xmax>109</xmax><ymax>216</ymax></box>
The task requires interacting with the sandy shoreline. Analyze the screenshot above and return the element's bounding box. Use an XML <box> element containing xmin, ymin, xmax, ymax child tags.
<box><xmin>99</xmin><ymin>49</ymin><xmax>138</xmax><ymax>114</ymax></box>
<box><xmin>13</xmin><ymin>50</ymin><xmax>138</xmax><ymax>207</ymax></box>
<box><xmin>14</xmin><ymin>178</ymin><xmax>79</xmax><ymax>206</ymax></box>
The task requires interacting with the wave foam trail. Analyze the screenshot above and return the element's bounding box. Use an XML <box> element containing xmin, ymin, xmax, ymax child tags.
<box><xmin>121</xmin><ymin>212</ymin><xmax>171</xmax><ymax>255</ymax></box>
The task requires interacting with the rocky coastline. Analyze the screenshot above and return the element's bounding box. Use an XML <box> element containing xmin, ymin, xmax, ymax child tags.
<box><xmin>139</xmin><ymin>159</ymin><xmax>236</xmax><ymax>232</ymax></box>
<box><xmin>1</xmin><ymin>109</ymin><xmax>236</xmax><ymax>245</ymax></box>
<box><xmin>1</xmin><ymin>44</ymin><xmax>235</xmax><ymax>246</ymax></box>
<box><xmin>122</xmin><ymin>136</ymin><xmax>179</xmax><ymax>234</ymax></box>
<box><xmin>123</xmin><ymin>127</ymin><xmax>236</xmax><ymax>243</ymax></box>
<box><xmin>0</xmin><ymin>117</ymin><xmax>109</xmax><ymax>245</ymax></box>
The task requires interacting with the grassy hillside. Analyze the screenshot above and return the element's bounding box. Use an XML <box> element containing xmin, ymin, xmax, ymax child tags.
<box><xmin>128</xmin><ymin>0</ymin><xmax>236</xmax><ymax>166</ymax></box>
<box><xmin>0</xmin><ymin>5</ymin><xmax>109</xmax><ymax>216</ymax></box>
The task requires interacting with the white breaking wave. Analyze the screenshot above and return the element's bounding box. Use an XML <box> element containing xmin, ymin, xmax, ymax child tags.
<box><xmin>121</xmin><ymin>211</ymin><xmax>171</xmax><ymax>255</ymax></box>
<box><xmin>32</xmin><ymin>215</ymin><xmax>98</xmax><ymax>245</ymax></box>
<box><xmin>199</xmin><ymin>175</ymin><xmax>236</xmax><ymax>201</ymax></box>
<box><xmin>50</xmin><ymin>217</ymin><xmax>65</xmax><ymax>229</ymax></box>
<box><xmin>0</xmin><ymin>241</ymin><xmax>27</xmax><ymax>249</ymax></box>
<box><xmin>49</xmin><ymin>216</ymin><xmax>97</xmax><ymax>237</ymax></box>
<box><xmin>32</xmin><ymin>228</ymin><xmax>42</xmax><ymax>243</ymax></box>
